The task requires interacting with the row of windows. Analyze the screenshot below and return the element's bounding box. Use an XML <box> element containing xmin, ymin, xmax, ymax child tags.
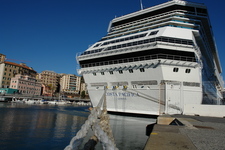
<box><xmin>111</xmin><ymin>5</ymin><xmax>206</xmax><ymax>30</ymax></box>
<box><xmin>19</xmin><ymin>90</ymin><xmax>40</xmax><ymax>94</ymax></box>
<box><xmin>106</xmin><ymin>6</ymin><xmax>206</xmax><ymax>40</ymax></box>
<box><xmin>80</xmin><ymin>51</ymin><xmax>196</xmax><ymax>69</ymax></box>
<box><xmin>80</xmin><ymin>36</ymin><xmax>194</xmax><ymax>56</ymax></box>
<box><xmin>5</xmin><ymin>64</ymin><xmax>17</xmax><ymax>68</ymax></box>
<box><xmin>110</xmin><ymin>17</ymin><xmax>194</xmax><ymax>37</ymax></box>
<box><xmin>4</xmin><ymin>73</ymin><xmax>12</xmax><ymax>76</ymax></box>
<box><xmin>105</xmin><ymin>36</ymin><xmax>193</xmax><ymax>51</ymax></box>
<box><xmin>2</xmin><ymin>77</ymin><xmax>11</xmax><ymax>80</ymax></box>
<box><xmin>93</xmin><ymin>68</ymin><xmax>191</xmax><ymax>76</ymax></box>
<box><xmin>100</xmin><ymin>33</ymin><xmax>148</xmax><ymax>46</ymax></box>
<box><xmin>92</xmin><ymin>81</ymin><xmax>200</xmax><ymax>89</ymax></box>
<box><xmin>5</xmin><ymin>68</ymin><xmax>17</xmax><ymax>72</ymax></box>
<box><xmin>173</xmin><ymin>68</ymin><xmax>191</xmax><ymax>73</ymax></box>
<box><xmin>95</xmin><ymin>68</ymin><xmax>145</xmax><ymax>75</ymax></box>
<box><xmin>15</xmin><ymin>86</ymin><xmax>40</xmax><ymax>90</ymax></box>
<box><xmin>81</xmin><ymin>48</ymin><xmax>103</xmax><ymax>55</ymax></box>
<box><xmin>105</xmin><ymin>20</ymin><xmax>194</xmax><ymax>41</ymax></box>
<box><xmin>1</xmin><ymin>81</ymin><xmax>10</xmax><ymax>85</ymax></box>
<box><xmin>81</xmin><ymin>32</ymin><xmax>149</xmax><ymax>55</ymax></box>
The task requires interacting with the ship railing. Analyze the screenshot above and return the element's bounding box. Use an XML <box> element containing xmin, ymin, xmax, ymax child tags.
<box><xmin>111</xmin><ymin>10</ymin><xmax>193</xmax><ymax>31</ymax></box>
<box><xmin>80</xmin><ymin>53</ymin><xmax>196</xmax><ymax>68</ymax></box>
<box><xmin>77</xmin><ymin>37</ymin><xmax>194</xmax><ymax>58</ymax></box>
<box><xmin>110</xmin><ymin>9</ymin><xmax>202</xmax><ymax>35</ymax></box>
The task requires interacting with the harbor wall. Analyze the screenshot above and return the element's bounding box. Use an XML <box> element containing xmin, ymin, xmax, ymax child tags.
<box><xmin>184</xmin><ymin>104</ymin><xmax>225</xmax><ymax>117</ymax></box>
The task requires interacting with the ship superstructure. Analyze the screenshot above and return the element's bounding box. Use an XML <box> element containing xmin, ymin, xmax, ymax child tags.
<box><xmin>77</xmin><ymin>0</ymin><xmax>223</xmax><ymax>115</ymax></box>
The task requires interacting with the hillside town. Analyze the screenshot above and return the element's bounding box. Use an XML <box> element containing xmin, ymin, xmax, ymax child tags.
<box><xmin>0</xmin><ymin>53</ymin><xmax>87</xmax><ymax>100</ymax></box>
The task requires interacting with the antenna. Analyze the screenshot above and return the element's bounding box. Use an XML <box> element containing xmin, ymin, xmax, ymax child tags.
<box><xmin>140</xmin><ymin>0</ymin><xmax>143</xmax><ymax>10</ymax></box>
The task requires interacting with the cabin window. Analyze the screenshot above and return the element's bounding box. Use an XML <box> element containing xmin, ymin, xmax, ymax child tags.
<box><xmin>140</xmin><ymin>68</ymin><xmax>145</xmax><ymax>72</ymax></box>
<box><xmin>132</xmin><ymin>85</ymin><xmax>137</xmax><ymax>89</ymax></box>
<box><xmin>129</xmin><ymin>69</ymin><xmax>133</xmax><ymax>73</ymax></box>
<box><xmin>173</xmin><ymin>68</ymin><xmax>179</xmax><ymax>72</ymax></box>
<box><xmin>118</xmin><ymin>70</ymin><xmax>123</xmax><ymax>74</ymax></box>
<box><xmin>185</xmin><ymin>69</ymin><xmax>191</xmax><ymax>73</ymax></box>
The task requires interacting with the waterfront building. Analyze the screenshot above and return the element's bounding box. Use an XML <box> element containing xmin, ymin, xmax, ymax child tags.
<box><xmin>0</xmin><ymin>88</ymin><xmax>18</xmax><ymax>101</ymax></box>
<box><xmin>0</xmin><ymin>56</ymin><xmax>37</xmax><ymax>88</ymax></box>
<box><xmin>37</xmin><ymin>70</ymin><xmax>60</xmax><ymax>96</ymax></box>
<box><xmin>60</xmin><ymin>74</ymin><xmax>81</xmax><ymax>97</ymax></box>
<box><xmin>0</xmin><ymin>88</ymin><xmax>18</xmax><ymax>94</ymax></box>
<box><xmin>10</xmin><ymin>74</ymin><xmax>42</xmax><ymax>95</ymax></box>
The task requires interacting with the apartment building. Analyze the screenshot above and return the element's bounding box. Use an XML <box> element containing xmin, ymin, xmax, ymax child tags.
<box><xmin>37</xmin><ymin>70</ymin><xmax>60</xmax><ymax>96</ymax></box>
<box><xmin>10</xmin><ymin>74</ymin><xmax>42</xmax><ymax>95</ymax></box>
<box><xmin>60</xmin><ymin>74</ymin><xmax>81</xmax><ymax>96</ymax></box>
<box><xmin>0</xmin><ymin>54</ymin><xmax>37</xmax><ymax>88</ymax></box>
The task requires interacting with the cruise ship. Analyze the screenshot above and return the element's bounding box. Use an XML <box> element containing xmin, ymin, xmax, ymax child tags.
<box><xmin>76</xmin><ymin>0</ymin><xmax>224</xmax><ymax>115</ymax></box>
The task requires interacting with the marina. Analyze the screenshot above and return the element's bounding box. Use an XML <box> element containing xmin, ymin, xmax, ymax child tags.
<box><xmin>10</xmin><ymin>98</ymin><xmax>92</xmax><ymax>106</ymax></box>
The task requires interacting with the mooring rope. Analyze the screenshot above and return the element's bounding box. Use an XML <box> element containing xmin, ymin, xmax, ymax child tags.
<box><xmin>64</xmin><ymin>88</ymin><xmax>118</xmax><ymax>150</ymax></box>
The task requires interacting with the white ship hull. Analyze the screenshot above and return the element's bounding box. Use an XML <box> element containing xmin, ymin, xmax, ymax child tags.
<box><xmin>83</xmin><ymin>60</ymin><xmax>202</xmax><ymax>115</ymax></box>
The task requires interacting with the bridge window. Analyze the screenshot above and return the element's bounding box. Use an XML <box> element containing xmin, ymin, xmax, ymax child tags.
<box><xmin>149</xmin><ymin>30</ymin><xmax>159</xmax><ymax>36</ymax></box>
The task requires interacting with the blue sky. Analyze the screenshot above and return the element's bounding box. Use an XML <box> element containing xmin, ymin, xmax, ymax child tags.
<box><xmin>1</xmin><ymin>0</ymin><xmax>225</xmax><ymax>77</ymax></box>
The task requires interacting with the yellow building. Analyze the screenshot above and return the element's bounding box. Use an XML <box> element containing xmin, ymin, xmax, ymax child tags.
<box><xmin>37</xmin><ymin>70</ymin><xmax>60</xmax><ymax>96</ymax></box>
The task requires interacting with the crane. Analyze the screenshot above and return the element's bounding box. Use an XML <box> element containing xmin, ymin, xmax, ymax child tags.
<box><xmin>5</xmin><ymin>58</ymin><xmax>31</xmax><ymax>62</ymax></box>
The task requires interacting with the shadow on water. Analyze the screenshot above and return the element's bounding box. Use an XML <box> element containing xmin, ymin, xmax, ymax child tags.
<box><xmin>84</xmin><ymin>112</ymin><xmax>157</xmax><ymax>150</ymax></box>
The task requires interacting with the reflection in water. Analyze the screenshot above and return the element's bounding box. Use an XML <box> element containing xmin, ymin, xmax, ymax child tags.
<box><xmin>0</xmin><ymin>103</ymin><xmax>89</xmax><ymax>150</ymax></box>
<box><xmin>0</xmin><ymin>103</ymin><xmax>156</xmax><ymax>150</ymax></box>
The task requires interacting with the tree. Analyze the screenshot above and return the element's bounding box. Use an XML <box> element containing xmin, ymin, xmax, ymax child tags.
<box><xmin>80</xmin><ymin>90</ymin><xmax>86</xmax><ymax>99</ymax></box>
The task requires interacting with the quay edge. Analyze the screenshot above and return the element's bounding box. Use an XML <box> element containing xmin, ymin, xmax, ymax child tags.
<box><xmin>144</xmin><ymin>114</ymin><xmax>225</xmax><ymax>150</ymax></box>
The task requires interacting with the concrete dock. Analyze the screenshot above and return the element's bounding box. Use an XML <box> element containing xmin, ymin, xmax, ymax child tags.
<box><xmin>144</xmin><ymin>114</ymin><xmax>225</xmax><ymax>150</ymax></box>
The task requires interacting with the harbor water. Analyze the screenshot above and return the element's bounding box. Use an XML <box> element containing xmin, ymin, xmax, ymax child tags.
<box><xmin>0</xmin><ymin>103</ymin><xmax>156</xmax><ymax>150</ymax></box>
